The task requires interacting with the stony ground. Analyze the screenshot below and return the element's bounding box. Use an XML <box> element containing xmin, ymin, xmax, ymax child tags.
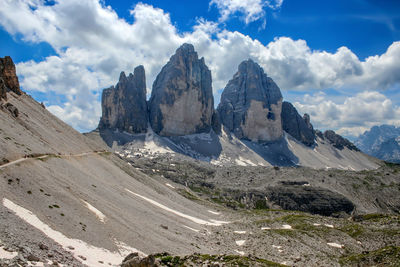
<box><xmin>127</xmin><ymin>154</ymin><xmax>400</xmax><ymax>215</ymax></box>
<box><xmin>1</xmin><ymin>152</ymin><xmax>400</xmax><ymax>266</ymax></box>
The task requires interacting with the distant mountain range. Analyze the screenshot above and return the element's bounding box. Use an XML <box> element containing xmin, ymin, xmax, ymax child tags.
<box><xmin>355</xmin><ymin>125</ymin><xmax>400</xmax><ymax>163</ymax></box>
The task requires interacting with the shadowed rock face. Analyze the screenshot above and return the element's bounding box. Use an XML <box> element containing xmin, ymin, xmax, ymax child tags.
<box><xmin>99</xmin><ymin>65</ymin><xmax>148</xmax><ymax>134</ymax></box>
<box><xmin>265</xmin><ymin>186</ymin><xmax>355</xmax><ymax>216</ymax></box>
<box><xmin>237</xmin><ymin>185</ymin><xmax>354</xmax><ymax>216</ymax></box>
<box><xmin>0</xmin><ymin>56</ymin><xmax>22</xmax><ymax>101</ymax></box>
<box><xmin>323</xmin><ymin>130</ymin><xmax>359</xmax><ymax>151</ymax></box>
<box><xmin>217</xmin><ymin>59</ymin><xmax>283</xmax><ymax>143</ymax></box>
<box><xmin>281</xmin><ymin>102</ymin><xmax>315</xmax><ymax>146</ymax></box>
<box><xmin>149</xmin><ymin>43</ymin><xmax>214</xmax><ymax>136</ymax></box>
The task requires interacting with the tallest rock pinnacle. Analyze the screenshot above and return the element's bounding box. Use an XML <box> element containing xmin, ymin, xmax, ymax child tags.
<box><xmin>217</xmin><ymin>59</ymin><xmax>283</xmax><ymax>142</ymax></box>
<box><xmin>149</xmin><ymin>43</ymin><xmax>214</xmax><ymax>136</ymax></box>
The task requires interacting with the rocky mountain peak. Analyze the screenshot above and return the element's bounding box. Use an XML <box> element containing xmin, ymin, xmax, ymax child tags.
<box><xmin>281</xmin><ymin>102</ymin><xmax>315</xmax><ymax>146</ymax></box>
<box><xmin>0</xmin><ymin>56</ymin><xmax>22</xmax><ymax>101</ymax></box>
<box><xmin>322</xmin><ymin>130</ymin><xmax>359</xmax><ymax>151</ymax></box>
<box><xmin>98</xmin><ymin>65</ymin><xmax>148</xmax><ymax>133</ymax></box>
<box><xmin>149</xmin><ymin>43</ymin><xmax>215</xmax><ymax>136</ymax></box>
<box><xmin>217</xmin><ymin>59</ymin><xmax>283</xmax><ymax>142</ymax></box>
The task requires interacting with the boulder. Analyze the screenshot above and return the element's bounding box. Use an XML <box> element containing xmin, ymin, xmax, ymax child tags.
<box><xmin>99</xmin><ymin>65</ymin><xmax>148</xmax><ymax>134</ymax></box>
<box><xmin>281</xmin><ymin>101</ymin><xmax>315</xmax><ymax>146</ymax></box>
<box><xmin>121</xmin><ymin>253</ymin><xmax>156</xmax><ymax>267</ymax></box>
<box><xmin>4</xmin><ymin>103</ymin><xmax>19</xmax><ymax>117</ymax></box>
<box><xmin>217</xmin><ymin>59</ymin><xmax>283</xmax><ymax>142</ymax></box>
<box><xmin>149</xmin><ymin>43</ymin><xmax>214</xmax><ymax>136</ymax></box>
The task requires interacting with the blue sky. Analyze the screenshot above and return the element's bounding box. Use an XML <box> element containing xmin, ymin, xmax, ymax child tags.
<box><xmin>0</xmin><ymin>0</ymin><xmax>399</xmax><ymax>137</ymax></box>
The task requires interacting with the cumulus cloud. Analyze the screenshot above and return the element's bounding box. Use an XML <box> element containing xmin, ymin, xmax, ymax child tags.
<box><xmin>0</xmin><ymin>0</ymin><xmax>399</xmax><ymax>133</ymax></box>
<box><xmin>210</xmin><ymin>0</ymin><xmax>264</xmax><ymax>24</ymax></box>
<box><xmin>294</xmin><ymin>91</ymin><xmax>400</xmax><ymax>137</ymax></box>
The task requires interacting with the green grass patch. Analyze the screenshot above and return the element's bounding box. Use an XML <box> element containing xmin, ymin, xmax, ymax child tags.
<box><xmin>154</xmin><ymin>253</ymin><xmax>284</xmax><ymax>266</ymax></box>
<box><xmin>340</xmin><ymin>246</ymin><xmax>400</xmax><ymax>266</ymax></box>
<box><xmin>339</xmin><ymin>224</ymin><xmax>365</xmax><ymax>238</ymax></box>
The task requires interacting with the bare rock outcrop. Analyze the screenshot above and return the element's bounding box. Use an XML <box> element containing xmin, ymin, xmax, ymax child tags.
<box><xmin>149</xmin><ymin>43</ymin><xmax>215</xmax><ymax>136</ymax></box>
<box><xmin>322</xmin><ymin>130</ymin><xmax>359</xmax><ymax>151</ymax></box>
<box><xmin>0</xmin><ymin>56</ymin><xmax>22</xmax><ymax>101</ymax></box>
<box><xmin>98</xmin><ymin>65</ymin><xmax>148</xmax><ymax>134</ymax></box>
<box><xmin>217</xmin><ymin>59</ymin><xmax>283</xmax><ymax>142</ymax></box>
<box><xmin>281</xmin><ymin>101</ymin><xmax>315</xmax><ymax>146</ymax></box>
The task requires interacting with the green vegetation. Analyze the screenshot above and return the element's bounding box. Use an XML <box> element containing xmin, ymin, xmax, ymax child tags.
<box><xmin>153</xmin><ymin>253</ymin><xmax>284</xmax><ymax>266</ymax></box>
<box><xmin>340</xmin><ymin>246</ymin><xmax>400</xmax><ymax>266</ymax></box>
<box><xmin>339</xmin><ymin>224</ymin><xmax>364</xmax><ymax>238</ymax></box>
<box><xmin>176</xmin><ymin>189</ymin><xmax>200</xmax><ymax>201</ymax></box>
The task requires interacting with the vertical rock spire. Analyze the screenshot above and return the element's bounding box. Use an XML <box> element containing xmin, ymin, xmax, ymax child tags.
<box><xmin>149</xmin><ymin>43</ymin><xmax>215</xmax><ymax>136</ymax></box>
<box><xmin>217</xmin><ymin>59</ymin><xmax>283</xmax><ymax>142</ymax></box>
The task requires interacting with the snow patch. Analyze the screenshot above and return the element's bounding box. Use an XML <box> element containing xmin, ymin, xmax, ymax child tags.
<box><xmin>281</xmin><ymin>224</ymin><xmax>292</xmax><ymax>230</ymax></box>
<box><xmin>324</xmin><ymin>224</ymin><xmax>334</xmax><ymax>228</ymax></box>
<box><xmin>81</xmin><ymin>200</ymin><xmax>106</xmax><ymax>223</ymax></box>
<box><xmin>165</xmin><ymin>183</ymin><xmax>175</xmax><ymax>189</ymax></box>
<box><xmin>234</xmin><ymin>250</ymin><xmax>245</xmax><ymax>255</ymax></box>
<box><xmin>125</xmin><ymin>189</ymin><xmax>230</xmax><ymax>226</ymax></box>
<box><xmin>234</xmin><ymin>231</ymin><xmax>246</xmax><ymax>234</ymax></box>
<box><xmin>207</xmin><ymin>210</ymin><xmax>220</xmax><ymax>215</ymax></box>
<box><xmin>2</xmin><ymin>198</ymin><xmax>145</xmax><ymax>266</ymax></box>
<box><xmin>261</xmin><ymin>227</ymin><xmax>271</xmax><ymax>230</ymax></box>
<box><xmin>235</xmin><ymin>156</ymin><xmax>257</xmax><ymax>166</ymax></box>
<box><xmin>183</xmin><ymin>225</ymin><xmax>200</xmax><ymax>233</ymax></box>
<box><xmin>235</xmin><ymin>240</ymin><xmax>246</xmax><ymax>246</ymax></box>
<box><xmin>327</xmin><ymin>242</ymin><xmax>343</xmax><ymax>248</ymax></box>
<box><xmin>0</xmin><ymin>246</ymin><xmax>18</xmax><ymax>259</ymax></box>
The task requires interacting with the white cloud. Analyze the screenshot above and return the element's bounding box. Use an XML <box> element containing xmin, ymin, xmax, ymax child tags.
<box><xmin>294</xmin><ymin>91</ymin><xmax>400</xmax><ymax>137</ymax></box>
<box><xmin>210</xmin><ymin>0</ymin><xmax>265</xmax><ymax>24</ymax></box>
<box><xmin>209</xmin><ymin>0</ymin><xmax>283</xmax><ymax>24</ymax></box>
<box><xmin>0</xmin><ymin>0</ymin><xmax>399</xmax><ymax>133</ymax></box>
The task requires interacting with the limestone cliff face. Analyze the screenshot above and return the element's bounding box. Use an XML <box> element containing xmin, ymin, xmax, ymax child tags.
<box><xmin>149</xmin><ymin>43</ymin><xmax>215</xmax><ymax>136</ymax></box>
<box><xmin>217</xmin><ymin>59</ymin><xmax>283</xmax><ymax>142</ymax></box>
<box><xmin>99</xmin><ymin>65</ymin><xmax>148</xmax><ymax>133</ymax></box>
<box><xmin>0</xmin><ymin>56</ymin><xmax>22</xmax><ymax>101</ymax></box>
<box><xmin>281</xmin><ymin>102</ymin><xmax>315</xmax><ymax>146</ymax></box>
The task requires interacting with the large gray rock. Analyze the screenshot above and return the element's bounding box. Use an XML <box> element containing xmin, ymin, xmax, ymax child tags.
<box><xmin>217</xmin><ymin>59</ymin><xmax>283</xmax><ymax>143</ymax></box>
<box><xmin>0</xmin><ymin>56</ymin><xmax>22</xmax><ymax>101</ymax></box>
<box><xmin>149</xmin><ymin>43</ymin><xmax>215</xmax><ymax>136</ymax></box>
<box><xmin>99</xmin><ymin>65</ymin><xmax>148</xmax><ymax>133</ymax></box>
<box><xmin>281</xmin><ymin>101</ymin><xmax>315</xmax><ymax>146</ymax></box>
